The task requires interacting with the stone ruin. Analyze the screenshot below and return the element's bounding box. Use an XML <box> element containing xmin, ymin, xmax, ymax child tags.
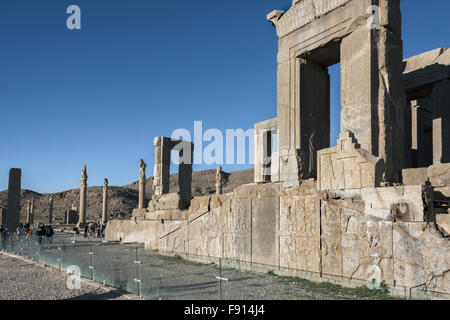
<box><xmin>106</xmin><ymin>0</ymin><xmax>449</xmax><ymax>295</ymax></box>
<box><xmin>131</xmin><ymin>137</ymin><xmax>194</xmax><ymax>220</ymax></box>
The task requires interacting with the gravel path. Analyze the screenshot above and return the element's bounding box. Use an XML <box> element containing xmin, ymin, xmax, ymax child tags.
<box><xmin>0</xmin><ymin>253</ymin><xmax>139</xmax><ymax>300</ymax></box>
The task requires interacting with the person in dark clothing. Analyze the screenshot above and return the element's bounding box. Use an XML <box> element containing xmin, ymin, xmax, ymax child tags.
<box><xmin>84</xmin><ymin>225</ymin><xmax>88</xmax><ymax>238</ymax></box>
<box><xmin>0</xmin><ymin>226</ymin><xmax>6</xmax><ymax>249</ymax></box>
<box><xmin>100</xmin><ymin>224</ymin><xmax>106</xmax><ymax>239</ymax></box>
<box><xmin>45</xmin><ymin>225</ymin><xmax>54</xmax><ymax>244</ymax></box>
<box><xmin>36</xmin><ymin>224</ymin><xmax>45</xmax><ymax>244</ymax></box>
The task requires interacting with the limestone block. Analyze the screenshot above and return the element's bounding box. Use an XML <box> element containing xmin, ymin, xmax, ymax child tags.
<box><xmin>339</xmin><ymin>205</ymin><xmax>395</xmax><ymax>284</ymax></box>
<box><xmin>233</xmin><ymin>184</ymin><xmax>258</xmax><ymax>199</ymax></box>
<box><xmin>361</xmin><ymin>186</ymin><xmax>425</xmax><ymax>221</ymax></box>
<box><xmin>158</xmin><ymin>220</ymin><xmax>188</xmax><ymax>253</ymax></box>
<box><xmin>148</xmin><ymin>193</ymin><xmax>186</xmax><ymax>211</ymax></box>
<box><xmin>132</xmin><ymin>208</ymin><xmax>147</xmax><ymax>218</ymax></box>
<box><xmin>393</xmin><ymin>222</ymin><xmax>450</xmax><ymax>292</ymax></box>
<box><xmin>340</xmin><ymin>205</ymin><xmax>368</xmax><ymax>279</ymax></box>
<box><xmin>279</xmin><ymin>193</ymin><xmax>320</xmax><ymax>272</ymax></box>
<box><xmin>280</xmin><ymin>194</ymin><xmax>320</xmax><ymax>236</ymax></box>
<box><xmin>279</xmin><ymin>235</ymin><xmax>321</xmax><ymax>274</ymax></box>
<box><xmin>231</xmin><ymin>198</ymin><xmax>251</xmax><ymax>234</ymax></box>
<box><xmin>188</xmin><ymin>196</ymin><xmax>211</xmax><ymax>215</ymax></box>
<box><xmin>317</xmin><ymin>131</ymin><xmax>385</xmax><ymax>191</ymax></box>
<box><xmin>274</xmin><ymin>0</ymin><xmax>351</xmax><ymax>38</ymax></box>
<box><xmin>251</xmin><ymin>197</ymin><xmax>278</xmax><ymax>266</ymax></box>
<box><xmin>145</xmin><ymin>210</ymin><xmax>187</xmax><ymax>221</ymax></box>
<box><xmin>402</xmin><ymin>168</ymin><xmax>428</xmax><ymax>186</ymax></box>
<box><xmin>280</xmin><ymin>152</ymin><xmax>302</xmax><ymax>188</ymax></box>
<box><xmin>210</xmin><ymin>195</ymin><xmax>228</xmax><ymax>212</ymax></box>
<box><xmin>187</xmin><ymin>207</ymin><xmax>221</xmax><ymax>257</ymax></box>
<box><xmin>223</xmin><ymin>232</ymin><xmax>251</xmax><ymax>262</ymax></box>
<box><xmin>105</xmin><ymin>219</ymin><xmax>157</xmax><ymax>245</ymax></box>
<box><xmin>427</xmin><ymin>163</ymin><xmax>450</xmax><ymax>187</ymax></box>
<box><xmin>321</xmin><ymin>201</ymin><xmax>342</xmax><ymax>277</ymax></box>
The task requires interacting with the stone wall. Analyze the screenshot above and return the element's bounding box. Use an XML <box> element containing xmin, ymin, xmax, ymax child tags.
<box><xmin>403</xmin><ymin>163</ymin><xmax>450</xmax><ymax>187</ymax></box>
<box><xmin>106</xmin><ymin>180</ymin><xmax>450</xmax><ymax>294</ymax></box>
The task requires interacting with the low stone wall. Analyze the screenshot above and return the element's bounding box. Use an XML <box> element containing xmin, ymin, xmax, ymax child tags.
<box><xmin>106</xmin><ymin>181</ymin><xmax>450</xmax><ymax>294</ymax></box>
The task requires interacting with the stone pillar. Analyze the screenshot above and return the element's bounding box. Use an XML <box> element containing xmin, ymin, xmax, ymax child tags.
<box><xmin>30</xmin><ymin>199</ymin><xmax>35</xmax><ymax>225</ymax></box>
<box><xmin>278</xmin><ymin>58</ymin><xmax>330</xmax><ymax>186</ymax></box>
<box><xmin>215</xmin><ymin>166</ymin><xmax>223</xmax><ymax>195</ymax></box>
<box><xmin>26</xmin><ymin>200</ymin><xmax>32</xmax><ymax>224</ymax></box>
<box><xmin>102</xmin><ymin>178</ymin><xmax>108</xmax><ymax>224</ymax></box>
<box><xmin>152</xmin><ymin>137</ymin><xmax>171</xmax><ymax>196</ymax></box>
<box><xmin>78</xmin><ymin>165</ymin><xmax>87</xmax><ymax>227</ymax></box>
<box><xmin>49</xmin><ymin>197</ymin><xmax>54</xmax><ymax>224</ymax></box>
<box><xmin>340</xmin><ymin>0</ymin><xmax>406</xmax><ymax>183</ymax></box>
<box><xmin>138</xmin><ymin>159</ymin><xmax>146</xmax><ymax>209</ymax></box>
<box><xmin>177</xmin><ymin>141</ymin><xmax>194</xmax><ymax>204</ymax></box>
<box><xmin>6</xmin><ymin>168</ymin><xmax>21</xmax><ymax>230</ymax></box>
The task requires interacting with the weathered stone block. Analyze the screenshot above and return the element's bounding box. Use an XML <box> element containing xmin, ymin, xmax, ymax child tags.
<box><xmin>187</xmin><ymin>207</ymin><xmax>221</xmax><ymax>257</ymax></box>
<box><xmin>393</xmin><ymin>222</ymin><xmax>450</xmax><ymax>292</ymax></box>
<box><xmin>402</xmin><ymin>168</ymin><xmax>428</xmax><ymax>185</ymax></box>
<box><xmin>428</xmin><ymin>163</ymin><xmax>450</xmax><ymax>187</ymax></box>
<box><xmin>321</xmin><ymin>201</ymin><xmax>342</xmax><ymax>277</ymax></box>
<box><xmin>361</xmin><ymin>186</ymin><xmax>425</xmax><ymax>222</ymax></box>
<box><xmin>317</xmin><ymin>131</ymin><xmax>385</xmax><ymax>191</ymax></box>
<box><xmin>188</xmin><ymin>196</ymin><xmax>211</xmax><ymax>215</ymax></box>
<box><xmin>251</xmin><ymin>197</ymin><xmax>278</xmax><ymax>266</ymax></box>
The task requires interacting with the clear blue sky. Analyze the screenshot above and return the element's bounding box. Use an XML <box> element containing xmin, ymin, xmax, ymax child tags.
<box><xmin>0</xmin><ymin>0</ymin><xmax>449</xmax><ymax>193</ymax></box>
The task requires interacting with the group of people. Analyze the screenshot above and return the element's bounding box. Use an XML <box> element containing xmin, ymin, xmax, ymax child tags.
<box><xmin>13</xmin><ymin>223</ymin><xmax>54</xmax><ymax>244</ymax></box>
<box><xmin>83</xmin><ymin>222</ymin><xmax>105</xmax><ymax>239</ymax></box>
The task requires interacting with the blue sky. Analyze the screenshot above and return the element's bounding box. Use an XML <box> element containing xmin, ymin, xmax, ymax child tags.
<box><xmin>0</xmin><ymin>0</ymin><xmax>449</xmax><ymax>193</ymax></box>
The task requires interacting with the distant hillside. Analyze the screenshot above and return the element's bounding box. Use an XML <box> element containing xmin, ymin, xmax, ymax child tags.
<box><xmin>0</xmin><ymin>168</ymin><xmax>254</xmax><ymax>224</ymax></box>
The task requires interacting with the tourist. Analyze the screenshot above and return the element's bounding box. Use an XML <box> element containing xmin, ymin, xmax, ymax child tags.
<box><xmin>45</xmin><ymin>225</ymin><xmax>54</xmax><ymax>244</ymax></box>
<box><xmin>99</xmin><ymin>224</ymin><xmax>105</xmax><ymax>239</ymax></box>
<box><xmin>84</xmin><ymin>225</ymin><xmax>88</xmax><ymax>238</ymax></box>
<box><xmin>0</xmin><ymin>226</ymin><xmax>6</xmax><ymax>249</ymax></box>
<box><xmin>36</xmin><ymin>224</ymin><xmax>45</xmax><ymax>244</ymax></box>
<box><xmin>16</xmin><ymin>223</ymin><xmax>24</xmax><ymax>238</ymax></box>
<box><xmin>25</xmin><ymin>228</ymin><xmax>32</xmax><ymax>245</ymax></box>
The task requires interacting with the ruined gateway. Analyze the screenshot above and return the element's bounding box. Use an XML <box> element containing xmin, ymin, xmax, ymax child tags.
<box><xmin>106</xmin><ymin>0</ymin><xmax>450</xmax><ymax>294</ymax></box>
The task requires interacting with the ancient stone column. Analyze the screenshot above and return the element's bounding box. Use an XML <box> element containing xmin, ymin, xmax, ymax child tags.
<box><xmin>102</xmin><ymin>178</ymin><xmax>108</xmax><ymax>224</ymax></box>
<box><xmin>30</xmin><ymin>198</ymin><xmax>35</xmax><ymax>225</ymax></box>
<box><xmin>138</xmin><ymin>159</ymin><xmax>146</xmax><ymax>209</ymax></box>
<box><xmin>6</xmin><ymin>168</ymin><xmax>21</xmax><ymax>230</ymax></box>
<box><xmin>78</xmin><ymin>165</ymin><xmax>88</xmax><ymax>227</ymax></box>
<box><xmin>26</xmin><ymin>200</ymin><xmax>32</xmax><ymax>224</ymax></box>
<box><xmin>215</xmin><ymin>166</ymin><xmax>223</xmax><ymax>195</ymax></box>
<box><xmin>152</xmin><ymin>137</ymin><xmax>163</xmax><ymax>196</ymax></box>
<box><xmin>49</xmin><ymin>197</ymin><xmax>54</xmax><ymax>224</ymax></box>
